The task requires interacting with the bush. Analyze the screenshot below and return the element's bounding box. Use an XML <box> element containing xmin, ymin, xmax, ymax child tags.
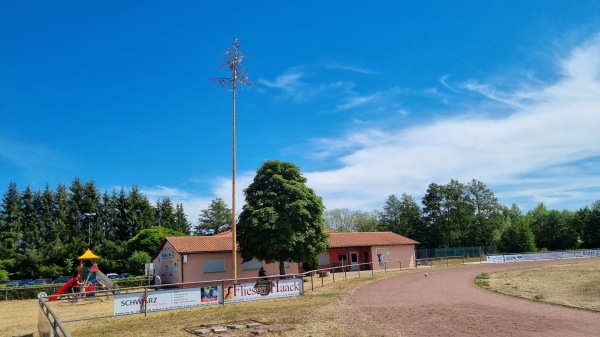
<box><xmin>127</xmin><ymin>251</ymin><xmax>151</xmax><ymax>276</ymax></box>
<box><xmin>301</xmin><ymin>255</ymin><xmax>320</xmax><ymax>272</ymax></box>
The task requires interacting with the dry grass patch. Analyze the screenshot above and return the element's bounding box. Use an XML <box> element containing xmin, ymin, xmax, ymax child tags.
<box><xmin>2</xmin><ymin>270</ymin><xmax>406</xmax><ymax>337</ymax></box>
<box><xmin>484</xmin><ymin>259</ymin><xmax>600</xmax><ymax>311</ymax></box>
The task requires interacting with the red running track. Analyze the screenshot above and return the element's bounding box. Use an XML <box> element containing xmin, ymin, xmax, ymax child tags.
<box><xmin>342</xmin><ymin>259</ymin><xmax>600</xmax><ymax>337</ymax></box>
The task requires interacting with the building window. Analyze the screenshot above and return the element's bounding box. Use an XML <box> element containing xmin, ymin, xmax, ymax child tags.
<box><xmin>243</xmin><ymin>258</ymin><xmax>262</xmax><ymax>270</ymax></box>
<box><xmin>204</xmin><ymin>258</ymin><xmax>225</xmax><ymax>273</ymax></box>
<box><xmin>318</xmin><ymin>253</ymin><xmax>330</xmax><ymax>265</ymax></box>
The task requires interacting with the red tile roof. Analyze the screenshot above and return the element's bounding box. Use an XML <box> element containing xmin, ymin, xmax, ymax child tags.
<box><xmin>166</xmin><ymin>236</ymin><xmax>234</xmax><ymax>253</ymax></box>
<box><xmin>165</xmin><ymin>230</ymin><xmax>417</xmax><ymax>254</ymax></box>
<box><xmin>328</xmin><ymin>231</ymin><xmax>418</xmax><ymax>248</ymax></box>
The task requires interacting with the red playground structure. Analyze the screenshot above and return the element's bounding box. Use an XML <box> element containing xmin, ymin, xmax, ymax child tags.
<box><xmin>47</xmin><ymin>249</ymin><xmax>118</xmax><ymax>301</ymax></box>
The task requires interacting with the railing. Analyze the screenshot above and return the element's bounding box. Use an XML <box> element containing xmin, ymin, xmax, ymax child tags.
<box><xmin>38</xmin><ymin>298</ymin><xmax>72</xmax><ymax>337</ymax></box>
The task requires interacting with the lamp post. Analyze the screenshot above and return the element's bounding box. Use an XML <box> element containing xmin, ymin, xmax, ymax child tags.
<box><xmin>82</xmin><ymin>212</ymin><xmax>96</xmax><ymax>247</ymax></box>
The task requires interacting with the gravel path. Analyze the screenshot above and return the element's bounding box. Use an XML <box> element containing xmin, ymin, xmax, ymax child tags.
<box><xmin>342</xmin><ymin>259</ymin><xmax>600</xmax><ymax>337</ymax></box>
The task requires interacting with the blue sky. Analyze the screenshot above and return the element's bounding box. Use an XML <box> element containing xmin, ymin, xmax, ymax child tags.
<box><xmin>2</xmin><ymin>2</ymin><xmax>600</xmax><ymax>222</ymax></box>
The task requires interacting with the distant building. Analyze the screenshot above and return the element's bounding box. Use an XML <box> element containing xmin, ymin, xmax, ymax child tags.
<box><xmin>152</xmin><ymin>230</ymin><xmax>418</xmax><ymax>286</ymax></box>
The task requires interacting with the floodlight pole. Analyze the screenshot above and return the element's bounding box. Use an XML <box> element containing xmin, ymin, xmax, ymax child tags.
<box><xmin>82</xmin><ymin>212</ymin><xmax>96</xmax><ymax>247</ymax></box>
<box><xmin>212</xmin><ymin>38</ymin><xmax>252</xmax><ymax>282</ymax></box>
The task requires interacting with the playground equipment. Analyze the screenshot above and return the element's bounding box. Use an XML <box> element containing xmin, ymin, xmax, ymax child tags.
<box><xmin>47</xmin><ymin>249</ymin><xmax>119</xmax><ymax>301</ymax></box>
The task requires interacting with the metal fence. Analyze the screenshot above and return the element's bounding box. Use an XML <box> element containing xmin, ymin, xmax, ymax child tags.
<box><xmin>38</xmin><ymin>298</ymin><xmax>71</xmax><ymax>337</ymax></box>
<box><xmin>416</xmin><ymin>245</ymin><xmax>497</xmax><ymax>259</ymax></box>
<box><xmin>31</xmin><ymin>255</ymin><xmax>479</xmax><ymax>336</ymax></box>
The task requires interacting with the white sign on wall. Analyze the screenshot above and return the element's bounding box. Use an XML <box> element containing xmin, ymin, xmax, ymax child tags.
<box><xmin>114</xmin><ymin>286</ymin><xmax>221</xmax><ymax>316</ymax></box>
<box><xmin>224</xmin><ymin>278</ymin><xmax>303</xmax><ymax>304</ymax></box>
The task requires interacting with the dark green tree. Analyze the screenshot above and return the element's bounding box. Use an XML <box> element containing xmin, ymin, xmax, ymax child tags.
<box><xmin>174</xmin><ymin>203</ymin><xmax>191</xmax><ymax>235</ymax></box>
<box><xmin>421</xmin><ymin>183</ymin><xmax>447</xmax><ymax>247</ymax></box>
<box><xmin>378</xmin><ymin>194</ymin><xmax>422</xmax><ymax>239</ymax></box>
<box><xmin>529</xmin><ymin>204</ymin><xmax>578</xmax><ymax>250</ymax></box>
<box><xmin>378</xmin><ymin>195</ymin><xmax>402</xmax><ymax>233</ymax></box>
<box><xmin>126</xmin><ymin>226</ymin><xmax>186</xmax><ymax>259</ymax></box>
<box><xmin>155</xmin><ymin>197</ymin><xmax>176</xmax><ymax>230</ymax></box>
<box><xmin>498</xmin><ymin>204</ymin><xmax>536</xmax><ymax>253</ymax></box>
<box><xmin>195</xmin><ymin>198</ymin><xmax>231</xmax><ymax>235</ymax></box>
<box><xmin>443</xmin><ymin>179</ymin><xmax>475</xmax><ymax>247</ymax></box>
<box><xmin>576</xmin><ymin>201</ymin><xmax>600</xmax><ymax>248</ymax></box>
<box><xmin>237</xmin><ymin>160</ymin><xmax>329</xmax><ymax>275</ymax></box>
<box><xmin>466</xmin><ymin>179</ymin><xmax>505</xmax><ymax>246</ymax></box>
<box><xmin>127</xmin><ymin>251</ymin><xmax>152</xmax><ymax>276</ymax></box>
<box><xmin>0</xmin><ymin>182</ymin><xmax>21</xmax><ymax>278</ymax></box>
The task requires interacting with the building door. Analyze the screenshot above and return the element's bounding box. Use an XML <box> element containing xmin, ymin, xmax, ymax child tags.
<box><xmin>350</xmin><ymin>252</ymin><xmax>359</xmax><ymax>271</ymax></box>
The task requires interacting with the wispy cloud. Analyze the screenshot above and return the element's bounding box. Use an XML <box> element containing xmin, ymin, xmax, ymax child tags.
<box><xmin>0</xmin><ymin>137</ymin><xmax>74</xmax><ymax>185</ymax></box>
<box><xmin>335</xmin><ymin>93</ymin><xmax>378</xmax><ymax>111</ymax></box>
<box><xmin>258</xmin><ymin>71</ymin><xmax>304</xmax><ymax>92</ymax></box>
<box><xmin>304</xmin><ymin>34</ymin><xmax>600</xmax><ymax>212</ymax></box>
<box><xmin>320</xmin><ymin>61</ymin><xmax>379</xmax><ymax>75</ymax></box>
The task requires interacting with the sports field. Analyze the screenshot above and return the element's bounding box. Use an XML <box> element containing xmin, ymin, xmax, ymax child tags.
<box><xmin>3</xmin><ymin>258</ymin><xmax>598</xmax><ymax>337</ymax></box>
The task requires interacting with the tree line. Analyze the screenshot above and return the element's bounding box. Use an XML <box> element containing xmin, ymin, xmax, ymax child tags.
<box><xmin>2</xmin><ymin>175</ymin><xmax>599</xmax><ymax>281</ymax></box>
<box><xmin>322</xmin><ymin>179</ymin><xmax>600</xmax><ymax>254</ymax></box>
<box><xmin>0</xmin><ymin>178</ymin><xmax>190</xmax><ymax>280</ymax></box>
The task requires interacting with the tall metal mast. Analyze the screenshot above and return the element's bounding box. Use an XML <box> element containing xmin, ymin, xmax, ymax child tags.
<box><xmin>212</xmin><ymin>38</ymin><xmax>251</xmax><ymax>281</ymax></box>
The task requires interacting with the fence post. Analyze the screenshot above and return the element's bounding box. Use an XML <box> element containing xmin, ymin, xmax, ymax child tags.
<box><xmin>222</xmin><ymin>280</ymin><xmax>225</xmax><ymax>305</ymax></box>
<box><xmin>332</xmin><ymin>269</ymin><xmax>335</xmax><ymax>283</ymax></box>
<box><xmin>399</xmin><ymin>260</ymin><xmax>402</xmax><ymax>270</ymax></box>
<box><xmin>384</xmin><ymin>261</ymin><xmax>387</xmax><ymax>273</ymax></box>
<box><xmin>311</xmin><ymin>273</ymin><xmax>313</xmax><ymax>291</ymax></box>
<box><xmin>144</xmin><ymin>286</ymin><xmax>148</xmax><ymax>317</ymax></box>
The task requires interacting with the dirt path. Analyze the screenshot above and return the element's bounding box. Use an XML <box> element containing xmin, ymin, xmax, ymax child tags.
<box><xmin>341</xmin><ymin>259</ymin><xmax>600</xmax><ymax>337</ymax></box>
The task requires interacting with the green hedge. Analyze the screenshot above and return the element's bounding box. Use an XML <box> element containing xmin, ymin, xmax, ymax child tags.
<box><xmin>0</xmin><ymin>276</ymin><xmax>152</xmax><ymax>301</ymax></box>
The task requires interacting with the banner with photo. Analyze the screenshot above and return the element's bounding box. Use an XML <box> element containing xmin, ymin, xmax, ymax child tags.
<box><xmin>224</xmin><ymin>278</ymin><xmax>303</xmax><ymax>304</ymax></box>
<box><xmin>114</xmin><ymin>286</ymin><xmax>221</xmax><ymax>316</ymax></box>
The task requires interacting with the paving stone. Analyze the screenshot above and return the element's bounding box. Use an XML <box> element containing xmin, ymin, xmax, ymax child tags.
<box><xmin>194</xmin><ymin>328</ymin><xmax>211</xmax><ymax>335</ymax></box>
<box><xmin>211</xmin><ymin>327</ymin><xmax>228</xmax><ymax>333</ymax></box>
<box><xmin>226</xmin><ymin>324</ymin><xmax>245</xmax><ymax>329</ymax></box>
<box><xmin>246</xmin><ymin>322</ymin><xmax>262</xmax><ymax>328</ymax></box>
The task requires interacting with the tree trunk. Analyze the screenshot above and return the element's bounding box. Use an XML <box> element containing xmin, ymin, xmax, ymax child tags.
<box><xmin>279</xmin><ymin>260</ymin><xmax>285</xmax><ymax>277</ymax></box>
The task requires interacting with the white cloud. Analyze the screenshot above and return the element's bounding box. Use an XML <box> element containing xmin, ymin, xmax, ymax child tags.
<box><xmin>335</xmin><ymin>93</ymin><xmax>378</xmax><ymax>111</ymax></box>
<box><xmin>320</xmin><ymin>62</ymin><xmax>379</xmax><ymax>75</ymax></box>
<box><xmin>304</xmin><ymin>35</ymin><xmax>600</xmax><ymax>212</ymax></box>
<box><xmin>141</xmin><ymin>173</ymin><xmax>255</xmax><ymax>225</ymax></box>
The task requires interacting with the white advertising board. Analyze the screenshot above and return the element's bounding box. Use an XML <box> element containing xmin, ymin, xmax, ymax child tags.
<box><xmin>486</xmin><ymin>255</ymin><xmax>504</xmax><ymax>263</ymax></box>
<box><xmin>223</xmin><ymin>278</ymin><xmax>303</xmax><ymax>304</ymax></box>
<box><xmin>114</xmin><ymin>286</ymin><xmax>221</xmax><ymax>316</ymax></box>
<box><xmin>582</xmin><ymin>250</ymin><xmax>600</xmax><ymax>257</ymax></box>
<box><xmin>487</xmin><ymin>250</ymin><xmax>600</xmax><ymax>265</ymax></box>
<box><xmin>502</xmin><ymin>254</ymin><xmax>524</xmax><ymax>262</ymax></box>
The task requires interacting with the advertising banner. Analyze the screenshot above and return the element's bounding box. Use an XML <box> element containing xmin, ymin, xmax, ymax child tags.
<box><xmin>582</xmin><ymin>250</ymin><xmax>600</xmax><ymax>257</ymax></box>
<box><xmin>114</xmin><ymin>286</ymin><xmax>221</xmax><ymax>316</ymax></box>
<box><xmin>487</xmin><ymin>250</ymin><xmax>600</xmax><ymax>265</ymax></box>
<box><xmin>503</xmin><ymin>254</ymin><xmax>524</xmax><ymax>262</ymax></box>
<box><xmin>486</xmin><ymin>255</ymin><xmax>504</xmax><ymax>263</ymax></box>
<box><xmin>224</xmin><ymin>278</ymin><xmax>303</xmax><ymax>304</ymax></box>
